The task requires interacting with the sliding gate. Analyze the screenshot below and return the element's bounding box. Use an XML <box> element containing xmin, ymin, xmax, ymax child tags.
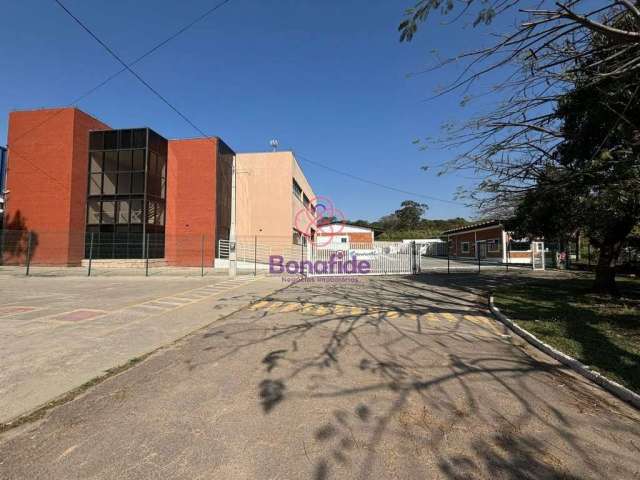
<box><xmin>307</xmin><ymin>241</ymin><xmax>418</xmax><ymax>276</ymax></box>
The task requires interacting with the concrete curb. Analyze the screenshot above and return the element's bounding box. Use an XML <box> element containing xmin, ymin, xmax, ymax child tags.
<box><xmin>488</xmin><ymin>295</ymin><xmax>640</xmax><ymax>410</ymax></box>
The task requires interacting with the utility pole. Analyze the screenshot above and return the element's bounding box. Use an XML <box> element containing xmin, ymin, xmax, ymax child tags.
<box><xmin>229</xmin><ymin>155</ymin><xmax>237</xmax><ymax>277</ymax></box>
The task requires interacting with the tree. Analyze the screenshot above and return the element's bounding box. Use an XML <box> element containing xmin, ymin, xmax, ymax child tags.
<box><xmin>394</xmin><ymin>200</ymin><xmax>428</xmax><ymax>230</ymax></box>
<box><xmin>398</xmin><ymin>1</ymin><xmax>640</xmax><ymax>213</ymax></box>
<box><xmin>399</xmin><ymin>1</ymin><xmax>640</xmax><ymax>294</ymax></box>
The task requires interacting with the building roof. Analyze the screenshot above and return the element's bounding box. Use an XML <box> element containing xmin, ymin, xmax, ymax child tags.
<box><xmin>441</xmin><ymin>219</ymin><xmax>502</xmax><ymax>235</ymax></box>
<box><xmin>317</xmin><ymin>222</ymin><xmax>373</xmax><ymax>233</ymax></box>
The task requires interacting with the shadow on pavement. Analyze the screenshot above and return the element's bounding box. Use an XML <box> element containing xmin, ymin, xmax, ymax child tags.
<box><xmin>196</xmin><ymin>272</ymin><xmax>640</xmax><ymax>479</ymax></box>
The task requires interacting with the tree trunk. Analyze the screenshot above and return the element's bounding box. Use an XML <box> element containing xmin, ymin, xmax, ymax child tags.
<box><xmin>592</xmin><ymin>240</ymin><xmax>623</xmax><ymax>296</ymax></box>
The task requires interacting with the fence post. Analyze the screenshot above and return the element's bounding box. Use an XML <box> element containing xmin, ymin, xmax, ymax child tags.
<box><xmin>0</xmin><ymin>229</ymin><xmax>5</xmax><ymax>266</ymax></box>
<box><xmin>254</xmin><ymin>235</ymin><xmax>257</xmax><ymax>277</ymax></box>
<box><xmin>300</xmin><ymin>241</ymin><xmax>305</xmax><ymax>276</ymax></box>
<box><xmin>145</xmin><ymin>233</ymin><xmax>150</xmax><ymax>277</ymax></box>
<box><xmin>25</xmin><ymin>231</ymin><xmax>32</xmax><ymax>276</ymax></box>
<box><xmin>506</xmin><ymin>240</ymin><xmax>509</xmax><ymax>272</ymax></box>
<box><xmin>447</xmin><ymin>244</ymin><xmax>450</xmax><ymax>274</ymax></box>
<box><xmin>477</xmin><ymin>247</ymin><xmax>481</xmax><ymax>274</ymax></box>
<box><xmin>87</xmin><ymin>232</ymin><xmax>94</xmax><ymax>277</ymax></box>
<box><xmin>201</xmin><ymin>234</ymin><xmax>205</xmax><ymax>277</ymax></box>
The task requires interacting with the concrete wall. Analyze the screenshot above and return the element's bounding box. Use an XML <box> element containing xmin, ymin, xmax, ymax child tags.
<box><xmin>4</xmin><ymin>108</ymin><xmax>109</xmax><ymax>265</ymax></box>
<box><xmin>291</xmin><ymin>155</ymin><xmax>316</xmax><ymax>236</ymax></box>
<box><xmin>236</xmin><ymin>151</ymin><xmax>316</xmax><ymax>242</ymax></box>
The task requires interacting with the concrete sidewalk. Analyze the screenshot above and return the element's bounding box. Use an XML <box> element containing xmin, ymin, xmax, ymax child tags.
<box><xmin>0</xmin><ymin>274</ymin><xmax>284</xmax><ymax>424</ymax></box>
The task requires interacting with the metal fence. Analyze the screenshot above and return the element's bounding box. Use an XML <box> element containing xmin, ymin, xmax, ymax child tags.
<box><xmin>418</xmin><ymin>239</ymin><xmax>545</xmax><ymax>273</ymax></box>
<box><xmin>0</xmin><ymin>229</ymin><xmax>233</xmax><ymax>277</ymax></box>
<box><xmin>547</xmin><ymin>240</ymin><xmax>639</xmax><ymax>273</ymax></box>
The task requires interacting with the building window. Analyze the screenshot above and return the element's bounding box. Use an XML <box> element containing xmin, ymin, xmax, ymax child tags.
<box><xmin>86</xmin><ymin>128</ymin><xmax>167</xmax><ymax>260</ymax></box>
<box><xmin>293</xmin><ymin>229</ymin><xmax>303</xmax><ymax>245</ymax></box>
<box><xmin>487</xmin><ymin>239</ymin><xmax>500</xmax><ymax>252</ymax></box>
<box><xmin>461</xmin><ymin>241</ymin><xmax>470</xmax><ymax>254</ymax></box>
<box><xmin>341</xmin><ymin>238</ymin><xmax>348</xmax><ymax>243</ymax></box>
<box><xmin>292</xmin><ymin>179</ymin><xmax>302</xmax><ymax>199</ymax></box>
<box><xmin>303</xmin><ymin>193</ymin><xmax>310</xmax><ymax>209</ymax></box>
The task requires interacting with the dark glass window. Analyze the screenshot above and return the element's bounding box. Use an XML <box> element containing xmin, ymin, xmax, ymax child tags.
<box><xmin>104</xmin><ymin>130</ymin><xmax>117</xmax><ymax>150</ymax></box>
<box><xmin>132</xmin><ymin>149</ymin><xmax>145</xmax><ymax>170</ymax></box>
<box><xmin>119</xmin><ymin>129</ymin><xmax>132</xmax><ymax>149</ymax></box>
<box><xmin>104</xmin><ymin>151</ymin><xmax>118</xmax><ymax>171</ymax></box>
<box><xmin>132</xmin><ymin>173</ymin><xmax>145</xmax><ymax>193</ymax></box>
<box><xmin>103</xmin><ymin>172</ymin><xmax>116</xmax><ymax>195</ymax></box>
<box><xmin>89</xmin><ymin>173</ymin><xmax>102</xmax><ymax>195</ymax></box>
<box><xmin>89</xmin><ymin>131</ymin><xmax>104</xmax><ymax>150</ymax></box>
<box><xmin>118</xmin><ymin>150</ymin><xmax>132</xmax><ymax>170</ymax></box>
<box><xmin>133</xmin><ymin>129</ymin><xmax>146</xmax><ymax>148</ymax></box>
<box><xmin>87</xmin><ymin>128</ymin><xmax>167</xmax><ymax>259</ymax></box>
<box><xmin>117</xmin><ymin>172</ymin><xmax>131</xmax><ymax>194</ymax></box>
<box><xmin>90</xmin><ymin>152</ymin><xmax>103</xmax><ymax>173</ymax></box>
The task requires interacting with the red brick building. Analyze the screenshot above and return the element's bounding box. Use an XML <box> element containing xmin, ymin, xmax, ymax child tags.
<box><xmin>443</xmin><ymin>220</ymin><xmax>536</xmax><ymax>264</ymax></box>
<box><xmin>2</xmin><ymin>107</ymin><xmax>232</xmax><ymax>266</ymax></box>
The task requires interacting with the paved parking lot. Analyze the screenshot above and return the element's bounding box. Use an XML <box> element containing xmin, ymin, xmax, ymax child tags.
<box><xmin>0</xmin><ymin>273</ymin><xmax>282</xmax><ymax>423</ymax></box>
<box><xmin>1</xmin><ymin>273</ymin><xmax>638</xmax><ymax>479</ymax></box>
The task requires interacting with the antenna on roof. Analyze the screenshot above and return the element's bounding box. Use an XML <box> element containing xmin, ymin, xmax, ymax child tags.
<box><xmin>269</xmin><ymin>139</ymin><xmax>279</xmax><ymax>152</ymax></box>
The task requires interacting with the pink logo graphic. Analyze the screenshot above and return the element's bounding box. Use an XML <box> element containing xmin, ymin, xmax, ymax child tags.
<box><xmin>294</xmin><ymin>195</ymin><xmax>346</xmax><ymax>247</ymax></box>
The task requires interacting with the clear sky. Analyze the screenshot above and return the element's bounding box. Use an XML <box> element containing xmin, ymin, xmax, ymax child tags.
<box><xmin>0</xmin><ymin>0</ymin><xmax>498</xmax><ymax>221</ymax></box>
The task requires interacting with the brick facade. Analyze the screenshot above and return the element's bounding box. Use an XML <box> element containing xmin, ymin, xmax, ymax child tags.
<box><xmin>4</xmin><ymin>108</ymin><xmax>109</xmax><ymax>265</ymax></box>
<box><xmin>3</xmin><ymin>108</ymin><xmax>234</xmax><ymax>267</ymax></box>
<box><xmin>448</xmin><ymin>225</ymin><xmax>504</xmax><ymax>259</ymax></box>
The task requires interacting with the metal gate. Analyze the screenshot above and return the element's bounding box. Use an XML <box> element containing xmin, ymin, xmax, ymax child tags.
<box><xmin>532</xmin><ymin>241</ymin><xmax>546</xmax><ymax>270</ymax></box>
<box><xmin>307</xmin><ymin>241</ymin><xmax>418</xmax><ymax>276</ymax></box>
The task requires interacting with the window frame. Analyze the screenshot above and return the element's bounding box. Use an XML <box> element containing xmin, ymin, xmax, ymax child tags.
<box><xmin>461</xmin><ymin>241</ymin><xmax>470</xmax><ymax>254</ymax></box>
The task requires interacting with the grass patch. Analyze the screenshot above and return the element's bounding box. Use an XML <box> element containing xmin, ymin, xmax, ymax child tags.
<box><xmin>493</xmin><ymin>275</ymin><xmax>640</xmax><ymax>393</ymax></box>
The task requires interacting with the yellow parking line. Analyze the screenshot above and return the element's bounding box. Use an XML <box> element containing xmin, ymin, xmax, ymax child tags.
<box><xmin>279</xmin><ymin>302</ymin><xmax>301</xmax><ymax>313</ymax></box>
<box><xmin>403</xmin><ymin>313</ymin><xmax>418</xmax><ymax>321</ymax></box>
<box><xmin>350</xmin><ymin>307</ymin><xmax>365</xmax><ymax>316</ymax></box>
<box><xmin>312</xmin><ymin>305</ymin><xmax>331</xmax><ymax>316</ymax></box>
<box><xmin>423</xmin><ymin>312</ymin><xmax>439</xmax><ymax>322</ymax></box>
<box><xmin>249</xmin><ymin>300</ymin><xmax>270</xmax><ymax>311</ymax></box>
<box><xmin>385</xmin><ymin>311</ymin><xmax>400</xmax><ymax>319</ymax></box>
<box><xmin>265</xmin><ymin>301</ymin><xmax>284</xmax><ymax>311</ymax></box>
<box><xmin>333</xmin><ymin>305</ymin><xmax>349</xmax><ymax>315</ymax></box>
<box><xmin>441</xmin><ymin>312</ymin><xmax>457</xmax><ymax>322</ymax></box>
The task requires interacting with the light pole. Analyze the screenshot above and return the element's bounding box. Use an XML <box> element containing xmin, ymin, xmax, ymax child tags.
<box><xmin>229</xmin><ymin>155</ymin><xmax>237</xmax><ymax>277</ymax></box>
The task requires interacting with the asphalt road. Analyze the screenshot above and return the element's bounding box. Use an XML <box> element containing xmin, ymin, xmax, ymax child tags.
<box><xmin>1</xmin><ymin>273</ymin><xmax>639</xmax><ymax>479</ymax></box>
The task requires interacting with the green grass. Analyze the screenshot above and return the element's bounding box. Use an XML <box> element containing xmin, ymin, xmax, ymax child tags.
<box><xmin>493</xmin><ymin>275</ymin><xmax>640</xmax><ymax>393</ymax></box>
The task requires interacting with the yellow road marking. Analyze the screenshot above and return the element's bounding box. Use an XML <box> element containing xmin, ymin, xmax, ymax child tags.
<box><xmin>264</xmin><ymin>301</ymin><xmax>284</xmax><ymax>311</ymax></box>
<box><xmin>279</xmin><ymin>302</ymin><xmax>301</xmax><ymax>313</ymax></box>
<box><xmin>385</xmin><ymin>311</ymin><xmax>400</xmax><ymax>319</ymax></box>
<box><xmin>422</xmin><ymin>312</ymin><xmax>439</xmax><ymax>322</ymax></box>
<box><xmin>350</xmin><ymin>307</ymin><xmax>365</xmax><ymax>316</ymax></box>
<box><xmin>249</xmin><ymin>300</ymin><xmax>270</xmax><ymax>311</ymax></box>
<box><xmin>312</xmin><ymin>305</ymin><xmax>331</xmax><ymax>316</ymax></box>
<box><xmin>441</xmin><ymin>312</ymin><xmax>457</xmax><ymax>322</ymax></box>
<box><xmin>333</xmin><ymin>305</ymin><xmax>349</xmax><ymax>315</ymax></box>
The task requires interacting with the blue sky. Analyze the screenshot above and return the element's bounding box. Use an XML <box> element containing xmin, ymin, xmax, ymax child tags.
<box><xmin>0</xmin><ymin>0</ymin><xmax>501</xmax><ymax>221</ymax></box>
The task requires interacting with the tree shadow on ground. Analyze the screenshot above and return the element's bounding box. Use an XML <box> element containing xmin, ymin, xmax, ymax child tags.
<box><xmin>196</xmin><ymin>272</ymin><xmax>640</xmax><ymax>479</ymax></box>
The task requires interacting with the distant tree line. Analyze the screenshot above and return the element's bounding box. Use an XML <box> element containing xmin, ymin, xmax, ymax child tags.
<box><xmin>321</xmin><ymin>200</ymin><xmax>468</xmax><ymax>240</ymax></box>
